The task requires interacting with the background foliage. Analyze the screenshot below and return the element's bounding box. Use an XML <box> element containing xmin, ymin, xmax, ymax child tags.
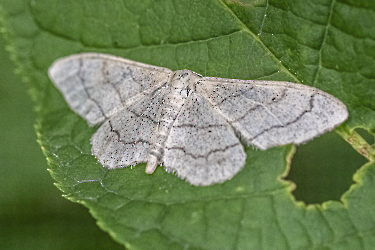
<box><xmin>0</xmin><ymin>35</ymin><xmax>123</xmax><ymax>249</ymax></box>
<box><xmin>1</xmin><ymin>0</ymin><xmax>374</xmax><ymax>249</ymax></box>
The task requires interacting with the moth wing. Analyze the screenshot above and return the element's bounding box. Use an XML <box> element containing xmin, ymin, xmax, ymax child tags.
<box><xmin>91</xmin><ymin>87</ymin><xmax>167</xmax><ymax>169</ymax></box>
<box><xmin>163</xmin><ymin>92</ymin><xmax>246</xmax><ymax>186</ymax></box>
<box><xmin>197</xmin><ymin>78</ymin><xmax>348</xmax><ymax>150</ymax></box>
<box><xmin>48</xmin><ymin>53</ymin><xmax>172</xmax><ymax>126</ymax></box>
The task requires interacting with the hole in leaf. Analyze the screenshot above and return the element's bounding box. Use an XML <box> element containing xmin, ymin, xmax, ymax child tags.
<box><xmin>285</xmin><ymin>130</ymin><xmax>368</xmax><ymax>204</ymax></box>
<box><xmin>355</xmin><ymin>128</ymin><xmax>375</xmax><ymax>145</ymax></box>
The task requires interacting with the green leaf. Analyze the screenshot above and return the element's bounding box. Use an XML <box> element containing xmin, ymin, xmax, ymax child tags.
<box><xmin>1</xmin><ymin>0</ymin><xmax>374</xmax><ymax>249</ymax></box>
<box><xmin>0</xmin><ymin>28</ymin><xmax>124</xmax><ymax>249</ymax></box>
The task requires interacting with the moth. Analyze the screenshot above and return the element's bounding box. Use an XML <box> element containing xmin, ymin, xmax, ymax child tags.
<box><xmin>48</xmin><ymin>53</ymin><xmax>348</xmax><ymax>186</ymax></box>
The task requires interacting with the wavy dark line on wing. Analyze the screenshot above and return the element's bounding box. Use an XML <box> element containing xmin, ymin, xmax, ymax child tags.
<box><xmin>249</xmin><ymin>94</ymin><xmax>316</xmax><ymax>142</ymax></box>
<box><xmin>165</xmin><ymin>143</ymin><xmax>241</xmax><ymax>160</ymax></box>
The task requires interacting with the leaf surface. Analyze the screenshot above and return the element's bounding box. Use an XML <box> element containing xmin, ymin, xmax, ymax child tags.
<box><xmin>1</xmin><ymin>0</ymin><xmax>374</xmax><ymax>249</ymax></box>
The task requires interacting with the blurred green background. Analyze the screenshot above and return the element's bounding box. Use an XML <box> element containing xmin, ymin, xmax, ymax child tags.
<box><xmin>0</xmin><ymin>28</ymin><xmax>372</xmax><ymax>248</ymax></box>
<box><xmin>0</xmin><ymin>35</ymin><xmax>124</xmax><ymax>249</ymax></box>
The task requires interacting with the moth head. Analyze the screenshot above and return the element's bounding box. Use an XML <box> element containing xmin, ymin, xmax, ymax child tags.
<box><xmin>171</xmin><ymin>70</ymin><xmax>200</xmax><ymax>98</ymax></box>
<box><xmin>172</xmin><ymin>69</ymin><xmax>192</xmax><ymax>81</ymax></box>
<box><xmin>172</xmin><ymin>69</ymin><xmax>200</xmax><ymax>95</ymax></box>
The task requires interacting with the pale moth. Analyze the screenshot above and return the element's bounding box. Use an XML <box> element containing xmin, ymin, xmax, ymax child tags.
<box><xmin>48</xmin><ymin>53</ymin><xmax>348</xmax><ymax>186</ymax></box>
